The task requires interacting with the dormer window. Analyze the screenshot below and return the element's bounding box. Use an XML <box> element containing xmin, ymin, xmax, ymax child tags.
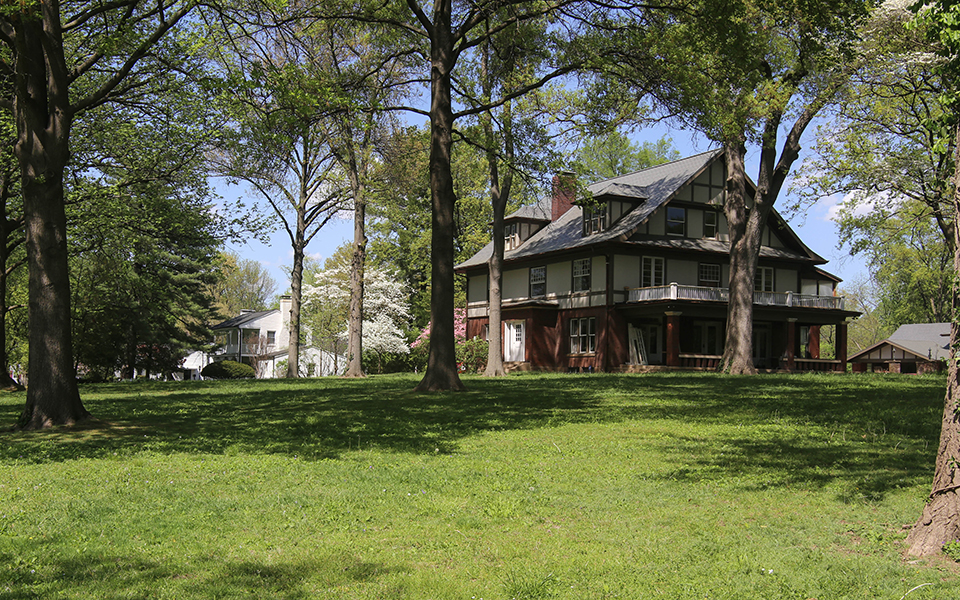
<box><xmin>505</xmin><ymin>222</ymin><xmax>520</xmax><ymax>250</ymax></box>
<box><xmin>582</xmin><ymin>205</ymin><xmax>606</xmax><ymax>236</ymax></box>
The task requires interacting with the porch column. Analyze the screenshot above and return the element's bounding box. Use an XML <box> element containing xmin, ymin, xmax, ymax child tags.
<box><xmin>809</xmin><ymin>325</ymin><xmax>821</xmax><ymax>359</ymax></box>
<box><xmin>785</xmin><ymin>319</ymin><xmax>797</xmax><ymax>371</ymax></box>
<box><xmin>665</xmin><ymin>311</ymin><xmax>682</xmax><ymax>367</ymax></box>
<box><xmin>837</xmin><ymin>320</ymin><xmax>849</xmax><ymax>372</ymax></box>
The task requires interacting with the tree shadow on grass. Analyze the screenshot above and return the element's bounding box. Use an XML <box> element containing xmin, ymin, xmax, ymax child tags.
<box><xmin>0</xmin><ymin>372</ymin><xmax>947</xmax><ymax>503</ymax></box>
<box><xmin>0</xmin><ymin>539</ymin><xmax>404</xmax><ymax>599</ymax></box>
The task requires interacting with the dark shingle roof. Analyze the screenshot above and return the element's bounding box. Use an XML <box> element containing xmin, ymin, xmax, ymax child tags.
<box><xmin>459</xmin><ymin>150</ymin><xmax>723</xmax><ymax>269</ymax></box>
<box><xmin>889</xmin><ymin>323</ymin><xmax>951</xmax><ymax>360</ymax></box>
<box><xmin>456</xmin><ymin>149</ymin><xmax>826</xmax><ymax>271</ymax></box>
<box><xmin>506</xmin><ymin>198</ymin><xmax>551</xmax><ymax>221</ymax></box>
<box><xmin>212</xmin><ymin>310</ymin><xmax>276</xmax><ymax>330</ymax></box>
<box><xmin>850</xmin><ymin>323</ymin><xmax>951</xmax><ymax>362</ymax></box>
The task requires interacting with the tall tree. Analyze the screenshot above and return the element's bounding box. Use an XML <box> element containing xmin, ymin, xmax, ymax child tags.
<box><xmin>302</xmin><ymin>18</ymin><xmax>412</xmax><ymax>378</ymax></box>
<box><xmin>208</xmin><ymin>6</ymin><xmax>350</xmax><ymax>379</ymax></box>
<box><xmin>465</xmin><ymin>13</ymin><xmax>560</xmax><ymax>377</ymax></box>
<box><xmin>904</xmin><ymin>0</ymin><xmax>960</xmax><ymax>557</ymax></box>
<box><xmin>793</xmin><ymin>2</ymin><xmax>952</xmax><ymax>327</ymax></box>
<box><xmin>329</xmin><ymin>0</ymin><xmax>595</xmax><ymax>391</ymax></box>
<box><xmin>609</xmin><ymin>0</ymin><xmax>873</xmax><ymax>374</ymax></box>
<box><xmin>1</xmin><ymin>0</ymin><xmax>197</xmax><ymax>428</ymax></box>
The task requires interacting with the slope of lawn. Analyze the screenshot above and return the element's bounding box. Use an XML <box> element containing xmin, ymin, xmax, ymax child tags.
<box><xmin>0</xmin><ymin>372</ymin><xmax>957</xmax><ymax>599</ymax></box>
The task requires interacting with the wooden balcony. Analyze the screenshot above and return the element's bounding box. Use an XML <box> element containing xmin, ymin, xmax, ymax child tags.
<box><xmin>626</xmin><ymin>283</ymin><xmax>845</xmax><ymax>310</ymax></box>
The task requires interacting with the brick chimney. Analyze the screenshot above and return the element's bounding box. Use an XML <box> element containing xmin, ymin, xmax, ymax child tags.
<box><xmin>552</xmin><ymin>171</ymin><xmax>576</xmax><ymax>221</ymax></box>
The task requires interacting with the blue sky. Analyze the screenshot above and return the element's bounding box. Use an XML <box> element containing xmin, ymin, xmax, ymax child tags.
<box><xmin>224</xmin><ymin>123</ymin><xmax>868</xmax><ymax>297</ymax></box>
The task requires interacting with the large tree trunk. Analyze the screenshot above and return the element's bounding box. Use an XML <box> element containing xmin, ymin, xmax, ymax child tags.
<box><xmin>484</xmin><ymin>192</ymin><xmax>506</xmax><ymax>377</ymax></box>
<box><xmin>345</xmin><ymin>157</ymin><xmax>365</xmax><ymax>378</ymax></box>
<box><xmin>415</xmin><ymin>2</ymin><xmax>465</xmax><ymax>392</ymax></box>
<box><xmin>13</xmin><ymin>6</ymin><xmax>89</xmax><ymax>429</ymax></box>
<box><xmin>719</xmin><ymin>141</ymin><xmax>757</xmax><ymax>375</ymax></box>
<box><xmin>286</xmin><ymin>234</ymin><xmax>305</xmax><ymax>378</ymax></box>
<box><xmin>906</xmin><ymin>123</ymin><xmax>960</xmax><ymax>556</ymax></box>
<box><xmin>481</xmin><ymin>34</ymin><xmax>515</xmax><ymax>378</ymax></box>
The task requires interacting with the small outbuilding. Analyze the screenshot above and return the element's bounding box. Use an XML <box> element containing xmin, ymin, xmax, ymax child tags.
<box><xmin>849</xmin><ymin>323</ymin><xmax>950</xmax><ymax>374</ymax></box>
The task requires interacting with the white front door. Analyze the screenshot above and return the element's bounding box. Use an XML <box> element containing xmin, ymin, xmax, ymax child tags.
<box><xmin>504</xmin><ymin>321</ymin><xmax>525</xmax><ymax>362</ymax></box>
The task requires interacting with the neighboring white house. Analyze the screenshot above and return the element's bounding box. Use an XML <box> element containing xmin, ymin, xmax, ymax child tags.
<box><xmin>206</xmin><ymin>296</ymin><xmax>345</xmax><ymax>378</ymax></box>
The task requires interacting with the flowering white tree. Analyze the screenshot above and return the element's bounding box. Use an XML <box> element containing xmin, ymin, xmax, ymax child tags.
<box><xmin>302</xmin><ymin>263</ymin><xmax>411</xmax><ymax>369</ymax></box>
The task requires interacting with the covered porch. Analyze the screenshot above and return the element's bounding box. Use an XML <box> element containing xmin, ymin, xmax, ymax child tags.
<box><xmin>615</xmin><ymin>294</ymin><xmax>856</xmax><ymax>373</ymax></box>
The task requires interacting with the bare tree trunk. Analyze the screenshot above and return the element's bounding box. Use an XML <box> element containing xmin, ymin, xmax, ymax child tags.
<box><xmin>345</xmin><ymin>158</ymin><xmax>366</xmax><ymax>378</ymax></box>
<box><xmin>719</xmin><ymin>141</ymin><xmax>757</xmax><ymax>375</ymax></box>
<box><xmin>13</xmin><ymin>8</ymin><xmax>89</xmax><ymax>428</ymax></box>
<box><xmin>906</xmin><ymin>123</ymin><xmax>960</xmax><ymax>556</ymax></box>
<box><xmin>415</xmin><ymin>3</ymin><xmax>465</xmax><ymax>392</ymax></box>
<box><xmin>482</xmin><ymin>38</ymin><xmax>509</xmax><ymax>377</ymax></box>
<box><xmin>286</xmin><ymin>234</ymin><xmax>305</xmax><ymax>378</ymax></box>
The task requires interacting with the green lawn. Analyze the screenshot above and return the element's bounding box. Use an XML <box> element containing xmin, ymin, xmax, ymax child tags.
<box><xmin>0</xmin><ymin>372</ymin><xmax>957</xmax><ymax>599</ymax></box>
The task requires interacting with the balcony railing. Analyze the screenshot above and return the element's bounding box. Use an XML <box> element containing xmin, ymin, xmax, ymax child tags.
<box><xmin>626</xmin><ymin>283</ymin><xmax>845</xmax><ymax>310</ymax></box>
<box><xmin>215</xmin><ymin>343</ymin><xmax>277</xmax><ymax>356</ymax></box>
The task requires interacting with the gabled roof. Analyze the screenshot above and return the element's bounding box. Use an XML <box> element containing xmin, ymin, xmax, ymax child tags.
<box><xmin>457</xmin><ymin>149</ymin><xmax>825</xmax><ymax>271</ymax></box>
<box><xmin>850</xmin><ymin>323</ymin><xmax>951</xmax><ymax>362</ymax></box>
<box><xmin>505</xmin><ymin>198</ymin><xmax>551</xmax><ymax>222</ymax></box>
<box><xmin>212</xmin><ymin>309</ymin><xmax>277</xmax><ymax>330</ymax></box>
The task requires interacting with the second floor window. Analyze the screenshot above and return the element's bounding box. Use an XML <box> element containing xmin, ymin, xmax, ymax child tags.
<box><xmin>699</xmin><ymin>263</ymin><xmax>721</xmax><ymax>287</ymax></box>
<box><xmin>573</xmin><ymin>258</ymin><xmax>591</xmax><ymax>292</ymax></box>
<box><xmin>267</xmin><ymin>331</ymin><xmax>276</xmax><ymax>345</ymax></box>
<box><xmin>703</xmin><ymin>211</ymin><xmax>718</xmax><ymax>238</ymax></box>
<box><xmin>642</xmin><ymin>256</ymin><xmax>665</xmax><ymax>288</ymax></box>
<box><xmin>666</xmin><ymin>207</ymin><xmax>686</xmax><ymax>236</ymax></box>
<box><xmin>530</xmin><ymin>266</ymin><xmax>546</xmax><ymax>297</ymax></box>
<box><xmin>583</xmin><ymin>205</ymin><xmax>606</xmax><ymax>236</ymax></box>
<box><xmin>755</xmin><ymin>266</ymin><xmax>774</xmax><ymax>292</ymax></box>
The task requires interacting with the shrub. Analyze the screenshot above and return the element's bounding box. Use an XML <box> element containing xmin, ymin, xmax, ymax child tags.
<box><xmin>456</xmin><ymin>337</ymin><xmax>488</xmax><ymax>373</ymax></box>
<box><xmin>201</xmin><ymin>360</ymin><xmax>255</xmax><ymax>380</ymax></box>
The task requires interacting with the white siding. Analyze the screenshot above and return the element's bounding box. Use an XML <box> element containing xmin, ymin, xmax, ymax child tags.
<box><xmin>503</xmin><ymin>268</ymin><xmax>528</xmax><ymax>300</ymax></box>
<box><xmin>670</xmin><ymin>260</ymin><xmax>698</xmax><ymax>286</ymax></box>
<box><xmin>468</xmin><ymin>274</ymin><xmax>487</xmax><ymax>303</ymax></box>
<box><xmin>592</xmin><ymin>256</ymin><xmax>607</xmax><ymax>292</ymax></box>
<box><xmin>614</xmin><ymin>255</ymin><xmax>641</xmax><ymax>290</ymax></box>
<box><xmin>775</xmin><ymin>268</ymin><xmax>796</xmax><ymax>294</ymax></box>
<box><xmin>688</xmin><ymin>210</ymin><xmax>704</xmax><ymax>238</ymax></box>
<box><xmin>547</xmin><ymin>262</ymin><xmax>571</xmax><ymax>296</ymax></box>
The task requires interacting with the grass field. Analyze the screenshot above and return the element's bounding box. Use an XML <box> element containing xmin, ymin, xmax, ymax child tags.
<box><xmin>0</xmin><ymin>372</ymin><xmax>958</xmax><ymax>599</ymax></box>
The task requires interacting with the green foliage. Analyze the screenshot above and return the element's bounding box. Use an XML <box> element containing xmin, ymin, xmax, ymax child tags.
<box><xmin>200</xmin><ymin>360</ymin><xmax>255</xmax><ymax>380</ymax></box>
<box><xmin>834</xmin><ymin>203</ymin><xmax>953</xmax><ymax>328</ymax></box>
<box><xmin>574</xmin><ymin>131</ymin><xmax>680</xmax><ymax>183</ymax></box>
<box><xmin>368</xmin><ymin>126</ymin><xmax>508</xmax><ymax>327</ymax></box>
<box><xmin>943</xmin><ymin>539</ymin><xmax>960</xmax><ymax>561</ymax></box>
<box><xmin>211</xmin><ymin>252</ymin><xmax>277</xmax><ymax>318</ymax></box>
<box><xmin>456</xmin><ymin>337</ymin><xmax>489</xmax><ymax>374</ymax></box>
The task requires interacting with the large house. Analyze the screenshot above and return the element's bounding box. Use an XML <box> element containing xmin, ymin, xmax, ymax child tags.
<box><xmin>456</xmin><ymin>150</ymin><xmax>860</xmax><ymax>372</ymax></box>
<box><xmin>209</xmin><ymin>296</ymin><xmax>345</xmax><ymax>378</ymax></box>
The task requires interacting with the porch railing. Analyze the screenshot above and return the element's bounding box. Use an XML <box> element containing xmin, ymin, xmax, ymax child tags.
<box><xmin>626</xmin><ymin>283</ymin><xmax>845</xmax><ymax>310</ymax></box>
